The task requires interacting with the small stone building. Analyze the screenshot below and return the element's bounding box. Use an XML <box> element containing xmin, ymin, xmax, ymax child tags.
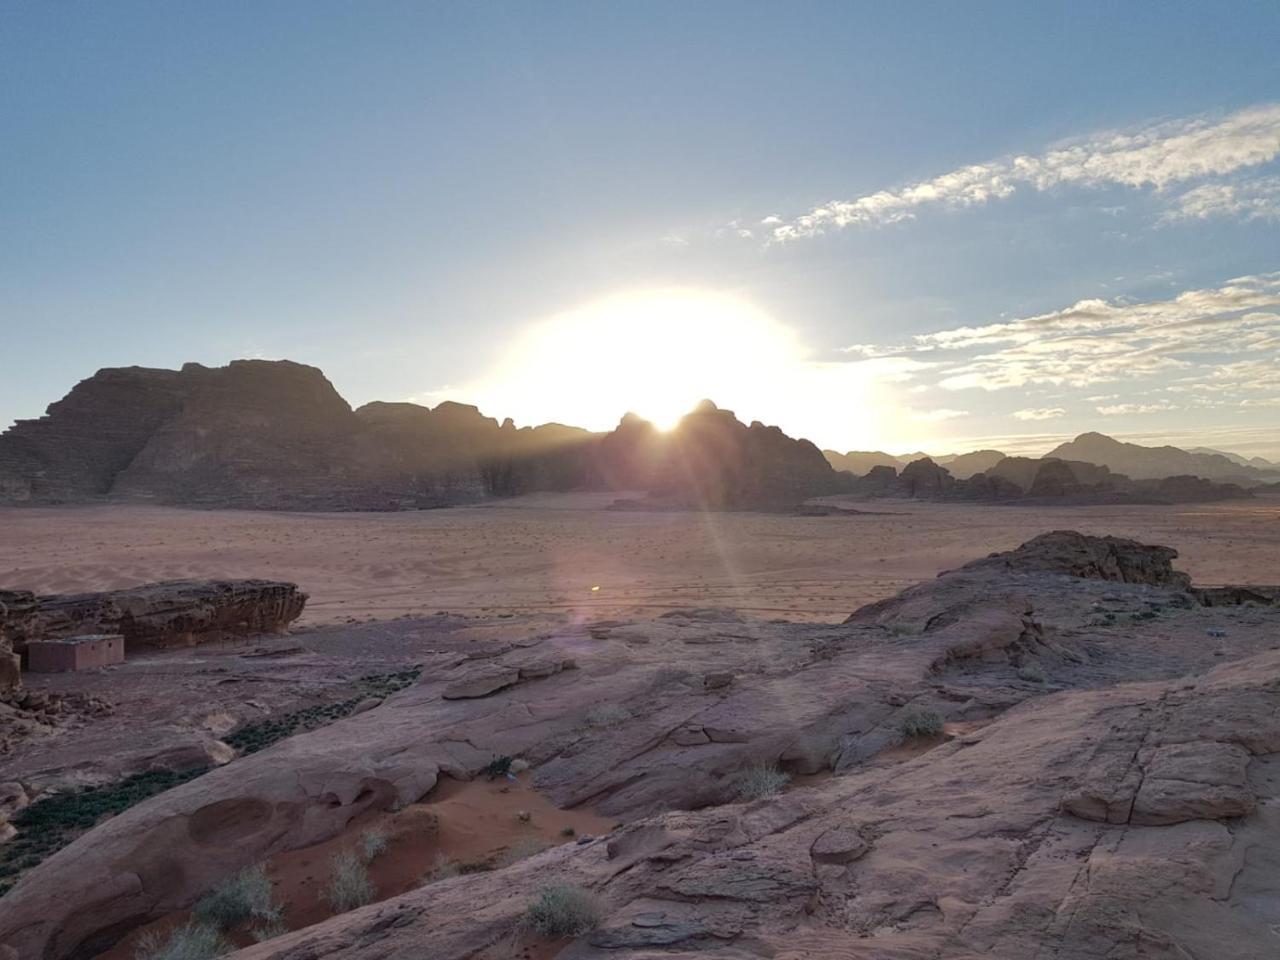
<box><xmin>26</xmin><ymin>634</ymin><xmax>125</xmax><ymax>672</ymax></box>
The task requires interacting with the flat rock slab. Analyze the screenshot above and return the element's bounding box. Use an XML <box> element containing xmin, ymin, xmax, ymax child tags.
<box><xmin>442</xmin><ymin>664</ymin><xmax>519</xmax><ymax>699</ymax></box>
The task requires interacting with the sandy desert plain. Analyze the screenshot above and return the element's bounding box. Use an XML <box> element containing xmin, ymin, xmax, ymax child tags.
<box><xmin>3</xmin><ymin>493</ymin><xmax>1279</xmax><ymax>625</ymax></box>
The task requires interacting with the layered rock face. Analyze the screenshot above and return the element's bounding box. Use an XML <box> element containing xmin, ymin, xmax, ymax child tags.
<box><xmin>29</xmin><ymin>579</ymin><xmax>307</xmax><ymax>650</ymax></box>
<box><xmin>110</xmin><ymin>360</ymin><xmax>365</xmax><ymax>507</ymax></box>
<box><xmin>4</xmin><ymin>532</ymin><xmax>1277</xmax><ymax>960</ymax></box>
<box><xmin>0</xmin><ymin>367</ymin><xmax>188</xmax><ymax>501</ymax></box>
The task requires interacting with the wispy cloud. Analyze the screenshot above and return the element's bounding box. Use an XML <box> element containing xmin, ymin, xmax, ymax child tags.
<box><xmin>908</xmin><ymin>272</ymin><xmax>1280</xmax><ymax>391</ymax></box>
<box><xmin>1012</xmin><ymin>407</ymin><xmax>1066</xmax><ymax>421</ymax></box>
<box><xmin>1096</xmin><ymin>401</ymin><xmax>1177</xmax><ymax>416</ymax></box>
<box><xmin>1164</xmin><ymin>176</ymin><xmax>1280</xmax><ymax>223</ymax></box>
<box><xmin>767</xmin><ymin>104</ymin><xmax>1280</xmax><ymax>241</ymax></box>
<box><xmin>838</xmin><ymin>272</ymin><xmax>1280</xmax><ymax>437</ymax></box>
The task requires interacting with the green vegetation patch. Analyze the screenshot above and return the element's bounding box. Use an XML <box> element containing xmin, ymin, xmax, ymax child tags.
<box><xmin>224</xmin><ymin>669</ymin><xmax>421</xmax><ymax>755</ymax></box>
<box><xmin>0</xmin><ymin>767</ymin><xmax>203</xmax><ymax>896</ymax></box>
<box><xmin>0</xmin><ymin>669</ymin><xmax>421</xmax><ymax>897</ymax></box>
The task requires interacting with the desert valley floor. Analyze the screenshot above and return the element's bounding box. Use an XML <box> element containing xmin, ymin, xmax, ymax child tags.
<box><xmin>3</xmin><ymin>494</ymin><xmax>1279</xmax><ymax>624</ymax></box>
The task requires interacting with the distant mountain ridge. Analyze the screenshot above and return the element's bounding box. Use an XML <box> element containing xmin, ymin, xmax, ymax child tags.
<box><xmin>825</xmin><ymin>434</ymin><xmax>1278</xmax><ymax>486</ymax></box>
<box><xmin>1047</xmin><ymin>432</ymin><xmax>1279</xmax><ymax>483</ymax></box>
<box><xmin>824</xmin><ymin>448</ymin><xmax>1006</xmax><ymax>480</ymax></box>
<box><xmin>0</xmin><ymin>359</ymin><xmax>851</xmax><ymax>510</ymax></box>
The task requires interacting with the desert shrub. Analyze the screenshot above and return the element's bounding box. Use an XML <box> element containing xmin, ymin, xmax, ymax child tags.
<box><xmin>483</xmin><ymin>756</ymin><xmax>513</xmax><ymax>780</ymax></box>
<box><xmin>422</xmin><ymin>852</ymin><xmax>459</xmax><ymax>884</ymax></box>
<box><xmin>584</xmin><ymin>704</ymin><xmax>631</xmax><ymax>728</ymax></box>
<box><xmin>134</xmin><ymin>922</ymin><xmax>230</xmax><ymax>960</ymax></box>
<box><xmin>560</xmin><ymin>826</ymin><xmax>576</xmax><ymax>838</ymax></box>
<box><xmin>250</xmin><ymin>918</ymin><xmax>289</xmax><ymax>943</ymax></box>
<box><xmin>1017</xmin><ymin>664</ymin><xmax>1046</xmax><ymax>683</ymax></box>
<box><xmin>193</xmin><ymin>864</ymin><xmax>277</xmax><ymax>929</ymax></box>
<box><xmin>734</xmin><ymin>761</ymin><xmax>790</xmax><ymax>801</ymax></box>
<box><xmin>326</xmin><ymin>851</ymin><xmax>375</xmax><ymax>912</ymax></box>
<box><xmin>359</xmin><ymin>828</ymin><xmax>389</xmax><ymax>862</ymax></box>
<box><xmin>522</xmin><ymin>884</ymin><xmax>602</xmax><ymax>938</ymax></box>
<box><xmin>899</xmin><ymin>708</ymin><xmax>944</xmax><ymax>738</ymax></box>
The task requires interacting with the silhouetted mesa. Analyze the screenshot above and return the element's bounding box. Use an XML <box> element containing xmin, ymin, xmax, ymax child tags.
<box><xmin>0</xmin><ymin>360</ymin><xmax>852</xmax><ymax>511</ymax></box>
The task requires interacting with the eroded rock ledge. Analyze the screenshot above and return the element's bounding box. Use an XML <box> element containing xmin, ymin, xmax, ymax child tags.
<box><xmin>2</xmin><ymin>580</ymin><xmax>306</xmax><ymax>658</ymax></box>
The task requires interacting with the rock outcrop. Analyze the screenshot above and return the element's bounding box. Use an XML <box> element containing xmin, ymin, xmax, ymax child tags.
<box><xmin>0</xmin><ymin>592</ymin><xmax>38</xmax><ymax>695</ymax></box>
<box><xmin>614</xmin><ymin>401</ymin><xmax>854</xmax><ymax>509</ymax></box>
<box><xmin>26</xmin><ymin>580</ymin><xmax>307</xmax><ymax>650</ymax></box>
<box><xmin>962</xmin><ymin>530</ymin><xmax>1192</xmax><ymax>588</ymax></box>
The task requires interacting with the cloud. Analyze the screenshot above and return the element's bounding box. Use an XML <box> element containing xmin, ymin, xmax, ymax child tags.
<box><xmin>768</xmin><ymin>103</ymin><xmax>1280</xmax><ymax>241</ymax></box>
<box><xmin>1096</xmin><ymin>402</ymin><xmax>1177</xmax><ymax>415</ymax></box>
<box><xmin>908</xmin><ymin>272</ymin><xmax>1280</xmax><ymax>391</ymax></box>
<box><xmin>1164</xmin><ymin>176</ymin><xmax>1280</xmax><ymax>222</ymax></box>
<box><xmin>912</xmin><ymin>408</ymin><xmax>968</xmax><ymax>422</ymax></box>
<box><xmin>830</xmin><ymin>271</ymin><xmax>1280</xmax><ymax>433</ymax></box>
<box><xmin>1013</xmin><ymin>407</ymin><xmax>1066</xmax><ymax>421</ymax></box>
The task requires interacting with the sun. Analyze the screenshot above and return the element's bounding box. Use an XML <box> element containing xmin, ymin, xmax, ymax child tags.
<box><xmin>473</xmin><ymin>289</ymin><xmax>804</xmax><ymax>431</ymax></box>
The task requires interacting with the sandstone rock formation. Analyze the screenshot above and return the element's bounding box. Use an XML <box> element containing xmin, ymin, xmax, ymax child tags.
<box><xmin>0</xmin><ymin>361</ymin><xmax>851</xmax><ymax>511</ymax></box>
<box><xmin>3</xmin><ymin>581</ymin><xmax>306</xmax><ymax>657</ymax></box>
<box><xmin>3</xmin><ymin>533</ymin><xmax>1277</xmax><ymax>959</ymax></box>
<box><xmin>960</xmin><ymin>530</ymin><xmax>1192</xmax><ymax>589</ymax></box>
<box><xmin>0</xmin><ymin>593</ymin><xmax>37</xmax><ymax>694</ymax></box>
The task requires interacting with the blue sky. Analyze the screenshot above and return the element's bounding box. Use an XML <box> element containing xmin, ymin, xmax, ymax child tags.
<box><xmin>3</xmin><ymin>2</ymin><xmax>1279</xmax><ymax>456</ymax></box>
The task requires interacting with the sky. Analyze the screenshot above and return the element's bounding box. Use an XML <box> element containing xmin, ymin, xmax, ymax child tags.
<box><xmin>3</xmin><ymin>2</ymin><xmax>1279</xmax><ymax>457</ymax></box>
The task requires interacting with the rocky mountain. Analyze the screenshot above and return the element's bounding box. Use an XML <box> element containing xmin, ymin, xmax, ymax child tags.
<box><xmin>1049</xmin><ymin>432</ymin><xmax>1280</xmax><ymax>484</ymax></box>
<box><xmin>823</xmin><ymin>447</ymin><xmax>1006</xmax><ymax>480</ymax></box>
<box><xmin>633</xmin><ymin>401</ymin><xmax>852</xmax><ymax>509</ymax></box>
<box><xmin>1188</xmin><ymin>446</ymin><xmax>1277</xmax><ymax>469</ymax></box>
<box><xmin>821</xmin><ymin>449</ymin><xmax>902</xmax><ymax>476</ymax></box>
<box><xmin>849</xmin><ymin>454</ymin><xmax>1252</xmax><ymax>505</ymax></box>
<box><xmin>0</xmin><ymin>360</ymin><xmax>849</xmax><ymax>511</ymax></box>
<box><xmin>936</xmin><ymin>447</ymin><xmax>1006</xmax><ymax>479</ymax></box>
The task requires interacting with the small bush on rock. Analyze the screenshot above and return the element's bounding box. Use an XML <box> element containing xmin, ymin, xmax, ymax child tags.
<box><xmin>734</xmin><ymin>761</ymin><xmax>790</xmax><ymax>801</ymax></box>
<box><xmin>326</xmin><ymin>851</ymin><xmax>375</xmax><ymax>912</ymax></box>
<box><xmin>359</xmin><ymin>828</ymin><xmax>389</xmax><ymax>862</ymax></box>
<box><xmin>193</xmin><ymin>864</ymin><xmax>277</xmax><ymax>930</ymax></box>
<box><xmin>899</xmin><ymin>708</ymin><xmax>944</xmax><ymax>738</ymax></box>
<box><xmin>523</xmin><ymin>883</ymin><xmax>602</xmax><ymax>938</ymax></box>
<box><xmin>1017</xmin><ymin>664</ymin><xmax>1046</xmax><ymax>683</ymax></box>
<box><xmin>134</xmin><ymin>922</ymin><xmax>230</xmax><ymax>960</ymax></box>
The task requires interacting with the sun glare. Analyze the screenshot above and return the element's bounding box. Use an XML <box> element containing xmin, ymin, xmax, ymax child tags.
<box><xmin>475</xmin><ymin>290</ymin><xmax>804</xmax><ymax>431</ymax></box>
